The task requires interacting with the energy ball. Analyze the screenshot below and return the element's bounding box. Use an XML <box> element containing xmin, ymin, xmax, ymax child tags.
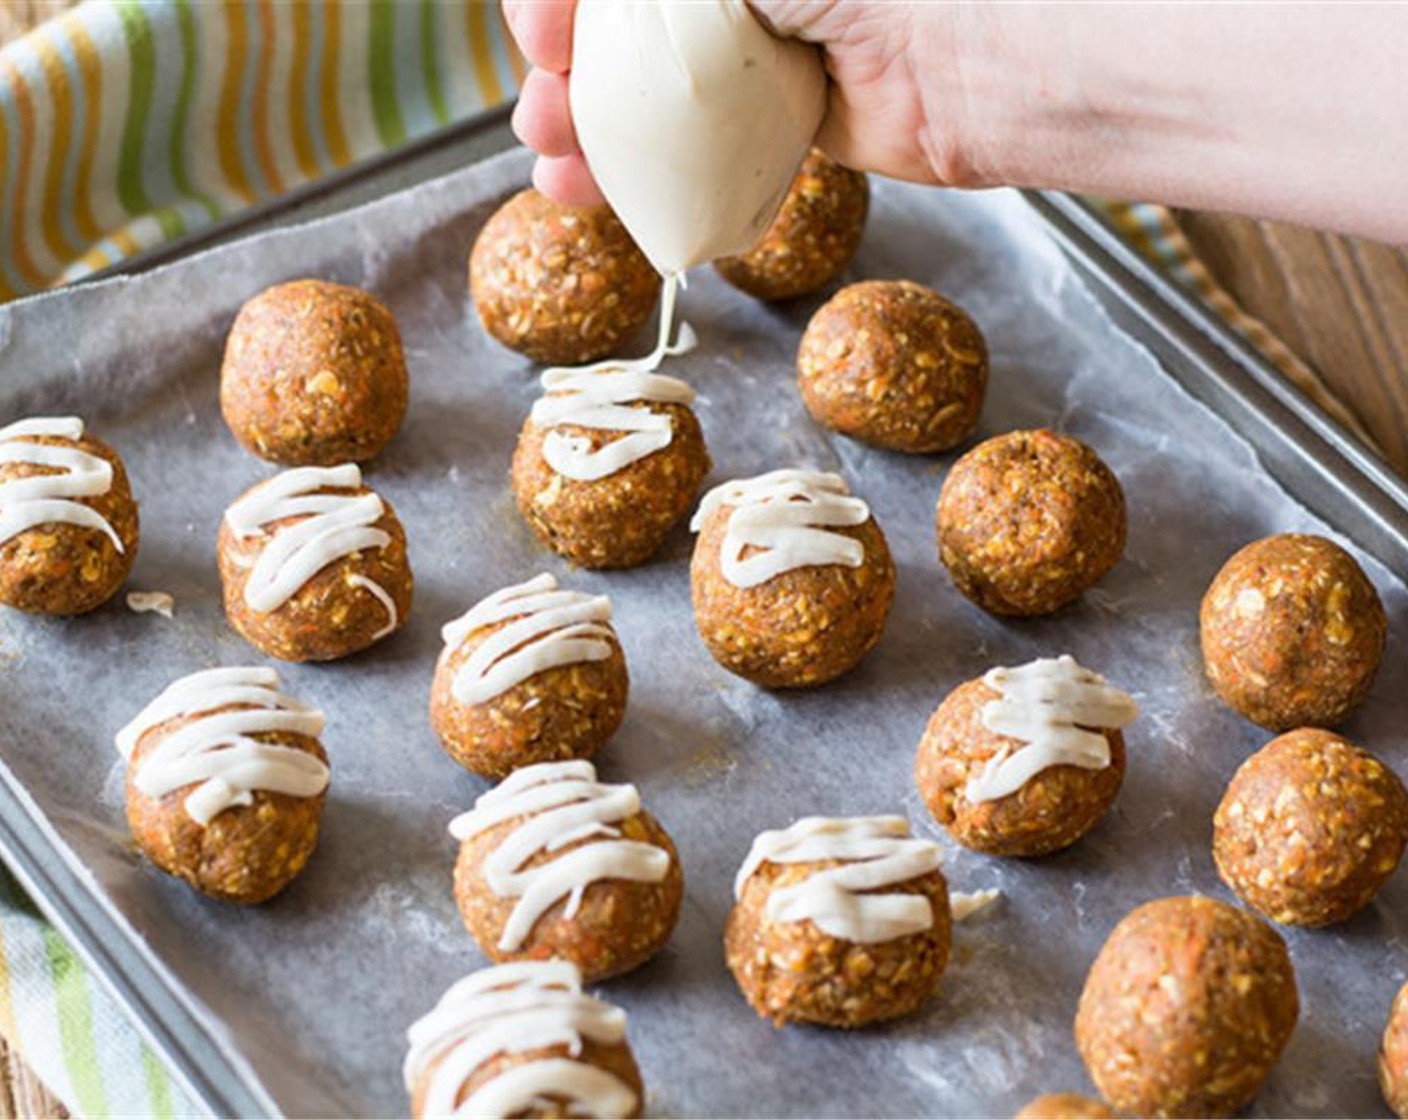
<box><xmin>405</xmin><ymin>962</ymin><xmax>644</xmax><ymax>1120</ymax></box>
<box><xmin>432</xmin><ymin>574</ymin><xmax>629</xmax><ymax>780</ymax></box>
<box><xmin>219</xmin><ymin>464</ymin><xmax>413</xmax><ymax>662</ymax></box>
<box><xmin>726</xmin><ymin>816</ymin><xmax>950</xmax><ymax>1028</ymax></box>
<box><xmin>220</xmin><ymin>278</ymin><xmax>408</xmax><ymax>466</ymax></box>
<box><xmin>511</xmin><ymin>363</ymin><xmax>711</xmax><ymax>569</ymax></box>
<box><xmin>450</xmin><ymin>761</ymin><xmax>682</xmax><ymax>983</ymax></box>
<box><xmin>1075</xmin><ymin>896</ymin><xmax>1298</xmax><ymax>1119</ymax></box>
<box><xmin>938</xmin><ymin>429</ymin><xmax>1126</xmax><ymax>617</ymax></box>
<box><xmin>116</xmin><ymin>667</ymin><xmax>330</xmax><ymax>904</ymax></box>
<box><xmin>797</xmin><ymin>279</ymin><xmax>987</xmax><ymax>453</ymax></box>
<box><xmin>1381</xmin><ymin>981</ymin><xmax>1408</xmax><ymax>1118</ymax></box>
<box><xmin>1213</xmin><ymin>728</ymin><xmax>1408</xmax><ymax>926</ymax></box>
<box><xmin>470</xmin><ymin>188</ymin><xmax>661</xmax><ymax>366</ymax></box>
<box><xmin>915</xmin><ymin>656</ymin><xmax>1137</xmax><ymax>858</ymax></box>
<box><xmin>714</xmin><ymin>148</ymin><xmax>869</xmax><ymax>301</ymax></box>
<box><xmin>1013</xmin><ymin>1095</ymin><xmax>1113</xmax><ymax>1120</ymax></box>
<box><xmin>690</xmin><ymin>469</ymin><xmax>894</xmax><ymax>689</ymax></box>
<box><xmin>0</xmin><ymin>417</ymin><xmax>139</xmax><ymax>615</ymax></box>
<box><xmin>1200</xmin><ymin>533</ymin><xmax>1385</xmax><ymax>730</ymax></box>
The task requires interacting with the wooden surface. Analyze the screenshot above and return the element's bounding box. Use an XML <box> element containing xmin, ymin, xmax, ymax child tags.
<box><xmin>1</xmin><ymin>5</ymin><xmax>1408</xmax><ymax>1119</ymax></box>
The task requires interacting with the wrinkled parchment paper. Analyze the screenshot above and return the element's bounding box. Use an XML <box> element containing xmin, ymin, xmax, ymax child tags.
<box><xmin>0</xmin><ymin>147</ymin><xmax>1404</xmax><ymax>1119</ymax></box>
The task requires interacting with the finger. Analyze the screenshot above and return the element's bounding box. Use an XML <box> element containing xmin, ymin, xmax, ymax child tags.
<box><xmin>504</xmin><ymin>0</ymin><xmax>577</xmax><ymax>74</ymax></box>
<box><xmin>533</xmin><ymin>154</ymin><xmax>607</xmax><ymax>208</ymax></box>
<box><xmin>511</xmin><ymin>69</ymin><xmax>579</xmax><ymax>158</ymax></box>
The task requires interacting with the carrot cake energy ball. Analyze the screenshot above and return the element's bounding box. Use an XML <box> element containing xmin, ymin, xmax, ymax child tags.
<box><xmin>450</xmin><ymin>760</ymin><xmax>682</xmax><ymax>983</ymax></box>
<box><xmin>218</xmin><ymin>464</ymin><xmax>413</xmax><ymax>662</ymax></box>
<box><xmin>915</xmin><ymin>655</ymin><xmax>1138</xmax><ymax>858</ymax></box>
<box><xmin>714</xmin><ymin>148</ymin><xmax>869</xmax><ymax>301</ymax></box>
<box><xmin>0</xmin><ymin>417</ymin><xmax>139</xmax><ymax>615</ymax></box>
<box><xmin>1200</xmin><ymin>533</ymin><xmax>1385</xmax><ymax>730</ymax></box>
<box><xmin>1381</xmin><ymin>981</ymin><xmax>1408</xmax><ymax>1118</ymax></box>
<box><xmin>220</xmin><ymin>278</ymin><xmax>408</xmax><ymax>466</ymax></box>
<box><xmin>1213</xmin><ymin>728</ymin><xmax>1408</xmax><ymax>926</ymax></box>
<box><xmin>471</xmin><ymin>188</ymin><xmax>661</xmax><ymax>366</ymax></box>
<box><xmin>937</xmin><ymin>429</ymin><xmax>1126</xmax><ymax>617</ymax></box>
<box><xmin>797</xmin><ymin>279</ymin><xmax>987</xmax><ymax>453</ymax></box>
<box><xmin>405</xmin><ymin>961</ymin><xmax>644</xmax><ymax>1120</ymax></box>
<box><xmin>725</xmin><ymin>816</ymin><xmax>950</xmax><ymax>1028</ymax></box>
<box><xmin>116</xmin><ymin>666</ymin><xmax>330</xmax><ymax>904</ymax></box>
<box><xmin>689</xmin><ymin>469</ymin><xmax>895</xmax><ymax>689</ymax></box>
<box><xmin>1013</xmin><ymin>1095</ymin><xmax>1113</xmax><ymax>1120</ymax></box>
<box><xmin>431</xmin><ymin>574</ymin><xmax>629</xmax><ymax>780</ymax></box>
<box><xmin>1075</xmin><ymin>896</ymin><xmax>1298</xmax><ymax>1119</ymax></box>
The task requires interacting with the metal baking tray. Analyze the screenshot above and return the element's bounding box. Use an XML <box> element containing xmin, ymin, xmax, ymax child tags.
<box><xmin>1</xmin><ymin>106</ymin><xmax>1404</xmax><ymax>1118</ymax></box>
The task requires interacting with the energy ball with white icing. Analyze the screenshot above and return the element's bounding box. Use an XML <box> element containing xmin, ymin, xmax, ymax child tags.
<box><xmin>431</xmin><ymin>574</ymin><xmax>629</xmax><ymax>781</ymax></box>
<box><xmin>450</xmin><ymin>761</ymin><xmax>682</xmax><ymax>983</ymax></box>
<box><xmin>689</xmin><ymin>469</ymin><xmax>894</xmax><ymax>688</ymax></box>
<box><xmin>725</xmin><ymin>816</ymin><xmax>951</xmax><ymax>1028</ymax></box>
<box><xmin>117</xmin><ymin>667</ymin><xmax>330</xmax><ymax>904</ymax></box>
<box><xmin>0</xmin><ymin>417</ymin><xmax>139</xmax><ymax>615</ymax></box>
<box><xmin>915</xmin><ymin>656</ymin><xmax>1137</xmax><ymax>858</ymax></box>
<box><xmin>218</xmin><ymin>464</ymin><xmax>413</xmax><ymax>662</ymax></box>
<box><xmin>405</xmin><ymin>961</ymin><xmax>644</xmax><ymax>1120</ymax></box>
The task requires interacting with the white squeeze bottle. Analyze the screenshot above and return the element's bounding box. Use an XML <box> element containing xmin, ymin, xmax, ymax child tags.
<box><xmin>569</xmin><ymin>0</ymin><xmax>827</xmax><ymax>278</ymax></box>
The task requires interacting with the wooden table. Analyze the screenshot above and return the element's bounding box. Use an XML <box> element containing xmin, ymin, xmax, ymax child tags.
<box><xmin>1</xmin><ymin>4</ymin><xmax>1406</xmax><ymax>1118</ymax></box>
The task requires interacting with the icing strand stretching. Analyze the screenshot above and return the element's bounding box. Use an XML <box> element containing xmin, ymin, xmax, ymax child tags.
<box><xmin>404</xmin><ymin>961</ymin><xmax>637</xmax><ymax>1120</ymax></box>
<box><xmin>735</xmin><ymin>816</ymin><xmax>942</xmax><ymax>944</ymax></box>
<box><xmin>449</xmin><ymin>760</ymin><xmax>671</xmax><ymax>952</ymax></box>
<box><xmin>223</xmin><ymin>464</ymin><xmax>396</xmax><ymax>635</ymax></box>
<box><xmin>965</xmin><ymin>655</ymin><xmax>1139</xmax><ymax>804</ymax></box>
<box><xmin>533</xmin><ymin>271</ymin><xmax>698</xmax><ymax>481</ymax></box>
<box><xmin>690</xmin><ymin>468</ymin><xmax>870</xmax><ymax>589</ymax></box>
<box><xmin>441</xmin><ymin>574</ymin><xmax>614</xmax><ymax>706</ymax></box>
<box><xmin>115</xmin><ymin>667</ymin><xmax>329</xmax><ymax>826</ymax></box>
<box><xmin>0</xmin><ymin>417</ymin><xmax>123</xmax><ymax>551</ymax></box>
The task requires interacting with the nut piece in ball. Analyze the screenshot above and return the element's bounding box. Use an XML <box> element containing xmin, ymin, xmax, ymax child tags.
<box><xmin>1013</xmin><ymin>1094</ymin><xmax>1113</xmax><ymax>1120</ymax></box>
<box><xmin>1381</xmin><ymin>981</ymin><xmax>1408</xmax><ymax>1118</ymax></box>
<box><xmin>715</xmin><ymin>148</ymin><xmax>869</xmax><ymax>301</ymax></box>
<box><xmin>450</xmin><ymin>761</ymin><xmax>682</xmax><ymax>982</ymax></box>
<box><xmin>1214</xmin><ymin>728</ymin><xmax>1408</xmax><ymax>926</ymax></box>
<box><xmin>797</xmin><ymin>279</ymin><xmax>988</xmax><ymax>453</ymax></box>
<box><xmin>471</xmin><ymin>188</ymin><xmax>661</xmax><ymax>366</ymax></box>
<box><xmin>219</xmin><ymin>464</ymin><xmax>413</xmax><ymax>662</ymax></box>
<box><xmin>116</xmin><ymin>666</ymin><xmax>329</xmax><ymax>904</ymax></box>
<box><xmin>0</xmin><ymin>416</ymin><xmax>139</xmax><ymax>615</ymax></box>
<box><xmin>405</xmin><ymin>961</ymin><xmax>643</xmax><ymax>1120</ymax></box>
<box><xmin>1200</xmin><ymin>533</ymin><xmax>1385</xmax><ymax>730</ymax></box>
<box><xmin>916</xmin><ymin>656</ymin><xmax>1137</xmax><ymax>858</ymax></box>
<box><xmin>690</xmin><ymin>468</ymin><xmax>895</xmax><ymax>688</ymax></box>
<box><xmin>1075</xmin><ymin>896</ymin><xmax>1298</xmax><ymax>1119</ymax></box>
<box><xmin>432</xmin><ymin>574</ymin><xmax>629</xmax><ymax>780</ymax></box>
<box><xmin>937</xmin><ymin>429</ymin><xmax>1126</xmax><ymax>617</ymax></box>
<box><xmin>726</xmin><ymin>816</ymin><xmax>950</xmax><ymax>1028</ymax></box>
<box><xmin>220</xmin><ymin>278</ymin><xmax>408</xmax><ymax>466</ymax></box>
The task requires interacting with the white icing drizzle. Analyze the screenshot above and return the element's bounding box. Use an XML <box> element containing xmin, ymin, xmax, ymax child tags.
<box><xmin>951</xmin><ymin>888</ymin><xmax>1001</xmax><ymax>921</ymax></box>
<box><xmin>440</xmin><ymin>574</ymin><xmax>614</xmax><ymax>706</ymax></box>
<box><xmin>0</xmin><ymin>417</ymin><xmax>123</xmax><ymax>551</ymax></box>
<box><xmin>223</xmin><ymin>464</ymin><xmax>395</xmax><ymax>635</ymax></box>
<box><xmin>114</xmin><ymin>666</ymin><xmax>329</xmax><ymax>826</ymax></box>
<box><xmin>690</xmin><ymin>468</ymin><xmax>870</xmax><ymax>589</ymax></box>
<box><xmin>126</xmin><ymin>590</ymin><xmax>175</xmax><ymax>618</ymax></box>
<box><xmin>533</xmin><ymin>271</ymin><xmax>697</xmax><ymax>482</ymax></box>
<box><xmin>404</xmin><ymin>961</ymin><xmax>636</xmax><ymax>1120</ymax></box>
<box><xmin>448</xmin><ymin>760</ymin><xmax>671</xmax><ymax>952</ymax></box>
<box><xmin>734</xmin><ymin>816</ymin><xmax>942</xmax><ymax>945</ymax></box>
<box><xmin>965</xmin><ymin>655</ymin><xmax>1139</xmax><ymax>804</ymax></box>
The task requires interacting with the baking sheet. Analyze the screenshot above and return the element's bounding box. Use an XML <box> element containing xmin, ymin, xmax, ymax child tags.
<box><xmin>0</xmin><ymin>146</ymin><xmax>1404</xmax><ymax>1118</ymax></box>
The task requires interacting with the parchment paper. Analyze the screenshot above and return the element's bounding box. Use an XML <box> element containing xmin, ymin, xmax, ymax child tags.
<box><xmin>0</xmin><ymin>146</ymin><xmax>1404</xmax><ymax>1119</ymax></box>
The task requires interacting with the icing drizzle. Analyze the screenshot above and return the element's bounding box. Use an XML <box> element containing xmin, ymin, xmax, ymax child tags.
<box><xmin>965</xmin><ymin>655</ymin><xmax>1139</xmax><ymax>804</ymax></box>
<box><xmin>404</xmin><ymin>961</ymin><xmax>636</xmax><ymax>1120</ymax></box>
<box><xmin>690</xmin><ymin>468</ymin><xmax>870</xmax><ymax>588</ymax></box>
<box><xmin>449</xmin><ymin>760</ymin><xmax>671</xmax><ymax>952</ymax></box>
<box><xmin>734</xmin><ymin>816</ymin><xmax>942</xmax><ymax>944</ymax></box>
<box><xmin>223</xmin><ymin>464</ymin><xmax>396</xmax><ymax>635</ymax></box>
<box><xmin>0</xmin><ymin>417</ymin><xmax>123</xmax><ymax>551</ymax></box>
<box><xmin>115</xmin><ymin>666</ymin><xmax>329</xmax><ymax>826</ymax></box>
<box><xmin>440</xmin><ymin>574</ymin><xmax>614</xmax><ymax>706</ymax></box>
